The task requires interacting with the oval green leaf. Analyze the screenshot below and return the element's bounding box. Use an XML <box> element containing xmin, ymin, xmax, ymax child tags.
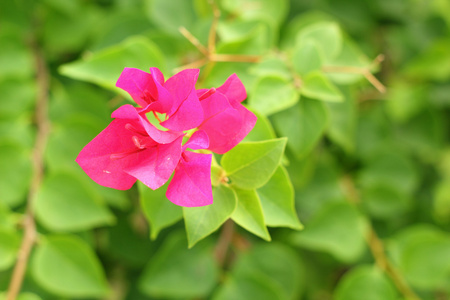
<box><xmin>59</xmin><ymin>36</ymin><xmax>165</xmax><ymax>94</ymax></box>
<box><xmin>32</xmin><ymin>235</ymin><xmax>109</xmax><ymax>298</ymax></box>
<box><xmin>139</xmin><ymin>181</ymin><xmax>183</xmax><ymax>240</ymax></box>
<box><xmin>35</xmin><ymin>171</ymin><xmax>114</xmax><ymax>232</ymax></box>
<box><xmin>139</xmin><ymin>231</ymin><xmax>219</xmax><ymax>298</ymax></box>
<box><xmin>221</xmin><ymin>138</ymin><xmax>287</xmax><ymax>189</ymax></box>
<box><xmin>257</xmin><ymin>166</ymin><xmax>302</xmax><ymax>229</ymax></box>
<box><xmin>290</xmin><ymin>201</ymin><xmax>367</xmax><ymax>262</ymax></box>
<box><xmin>301</xmin><ymin>71</ymin><xmax>344</xmax><ymax>102</ymax></box>
<box><xmin>184</xmin><ymin>185</ymin><xmax>237</xmax><ymax>248</ymax></box>
<box><xmin>249</xmin><ymin>75</ymin><xmax>299</xmax><ymax>116</ymax></box>
<box><xmin>231</xmin><ymin>188</ymin><xmax>270</xmax><ymax>241</ymax></box>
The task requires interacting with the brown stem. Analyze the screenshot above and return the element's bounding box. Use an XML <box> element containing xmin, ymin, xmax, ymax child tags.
<box><xmin>322</xmin><ymin>65</ymin><xmax>386</xmax><ymax>93</ymax></box>
<box><xmin>214</xmin><ymin>219</ymin><xmax>235</xmax><ymax>267</ymax></box>
<box><xmin>207</xmin><ymin>0</ymin><xmax>220</xmax><ymax>54</ymax></box>
<box><xmin>177</xmin><ymin>4</ymin><xmax>261</xmax><ymax>76</ymax></box>
<box><xmin>210</xmin><ymin>53</ymin><xmax>261</xmax><ymax>63</ymax></box>
<box><xmin>6</xmin><ymin>40</ymin><xmax>50</xmax><ymax>300</ymax></box>
<box><xmin>340</xmin><ymin>177</ymin><xmax>421</xmax><ymax>300</ymax></box>
<box><xmin>179</xmin><ymin>26</ymin><xmax>209</xmax><ymax>57</ymax></box>
<box><xmin>174</xmin><ymin>58</ymin><xmax>208</xmax><ymax>73</ymax></box>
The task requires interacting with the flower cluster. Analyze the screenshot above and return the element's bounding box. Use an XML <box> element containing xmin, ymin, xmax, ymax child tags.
<box><xmin>76</xmin><ymin>68</ymin><xmax>256</xmax><ymax>207</ymax></box>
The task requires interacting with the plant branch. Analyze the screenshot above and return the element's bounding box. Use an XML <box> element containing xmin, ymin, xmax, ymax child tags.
<box><xmin>340</xmin><ymin>177</ymin><xmax>421</xmax><ymax>300</ymax></box>
<box><xmin>179</xmin><ymin>26</ymin><xmax>209</xmax><ymax>57</ymax></box>
<box><xmin>214</xmin><ymin>219</ymin><xmax>235</xmax><ymax>267</ymax></box>
<box><xmin>173</xmin><ymin>58</ymin><xmax>209</xmax><ymax>73</ymax></box>
<box><xmin>210</xmin><ymin>53</ymin><xmax>261</xmax><ymax>63</ymax></box>
<box><xmin>207</xmin><ymin>0</ymin><xmax>220</xmax><ymax>54</ymax></box>
<box><xmin>176</xmin><ymin>3</ymin><xmax>261</xmax><ymax>74</ymax></box>
<box><xmin>322</xmin><ymin>55</ymin><xmax>386</xmax><ymax>93</ymax></box>
<box><xmin>6</xmin><ymin>40</ymin><xmax>50</xmax><ymax>300</ymax></box>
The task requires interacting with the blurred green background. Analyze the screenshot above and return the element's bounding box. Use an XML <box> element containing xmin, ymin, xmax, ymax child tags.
<box><xmin>1</xmin><ymin>0</ymin><xmax>450</xmax><ymax>299</ymax></box>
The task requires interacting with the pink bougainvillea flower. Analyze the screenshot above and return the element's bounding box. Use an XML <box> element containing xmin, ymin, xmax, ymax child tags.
<box><xmin>76</xmin><ymin>104</ymin><xmax>183</xmax><ymax>190</ymax></box>
<box><xmin>166</xmin><ymin>130</ymin><xmax>213</xmax><ymax>207</ymax></box>
<box><xmin>196</xmin><ymin>74</ymin><xmax>257</xmax><ymax>154</ymax></box>
<box><xmin>116</xmin><ymin>67</ymin><xmax>204</xmax><ymax>132</ymax></box>
<box><xmin>77</xmin><ymin>68</ymin><xmax>256</xmax><ymax>208</ymax></box>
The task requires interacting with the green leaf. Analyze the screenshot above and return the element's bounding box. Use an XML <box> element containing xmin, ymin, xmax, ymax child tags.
<box><xmin>213</xmin><ymin>273</ymin><xmax>286</xmax><ymax>300</ymax></box>
<box><xmin>325</xmin><ymin>37</ymin><xmax>370</xmax><ymax>84</ymax></box>
<box><xmin>0</xmin><ymin>117</ymin><xmax>35</xmax><ymax>149</ymax></box>
<box><xmin>32</xmin><ymin>235</ymin><xmax>109</xmax><ymax>298</ymax></box>
<box><xmin>292</xmin><ymin>39</ymin><xmax>324</xmax><ymax>76</ymax></box>
<box><xmin>388</xmin><ymin>224</ymin><xmax>450</xmax><ymax>290</ymax></box>
<box><xmin>221</xmin><ymin>138</ymin><xmax>287</xmax><ymax>189</ymax></box>
<box><xmin>301</xmin><ymin>71</ymin><xmax>344</xmax><ymax>102</ymax></box>
<box><xmin>0</xmin><ymin>228</ymin><xmax>20</xmax><ymax>270</ymax></box>
<box><xmin>106</xmin><ymin>216</ymin><xmax>155</xmax><ymax>267</ymax></box>
<box><xmin>217</xmin><ymin>24</ymin><xmax>269</xmax><ymax>56</ymax></box>
<box><xmin>221</xmin><ymin>0</ymin><xmax>288</xmax><ymax>26</ymax></box>
<box><xmin>325</xmin><ymin>86</ymin><xmax>357</xmax><ymax>152</ymax></box>
<box><xmin>0</xmin><ymin>293</ymin><xmax>42</xmax><ymax>300</ymax></box>
<box><xmin>45</xmin><ymin>115</ymin><xmax>106</xmax><ymax>173</ymax></box>
<box><xmin>232</xmin><ymin>243</ymin><xmax>304</xmax><ymax>300</ymax></box>
<box><xmin>59</xmin><ymin>36</ymin><xmax>165</xmax><ymax>94</ymax></box>
<box><xmin>139</xmin><ymin>181</ymin><xmax>183</xmax><ymax>240</ymax></box>
<box><xmin>249</xmin><ymin>55</ymin><xmax>291</xmax><ymax>80</ymax></box>
<box><xmin>184</xmin><ymin>185</ymin><xmax>237</xmax><ymax>248</ymax></box>
<box><xmin>243</xmin><ymin>110</ymin><xmax>277</xmax><ymax>142</ymax></box>
<box><xmin>139</xmin><ymin>231</ymin><xmax>219</xmax><ymax>298</ymax></box>
<box><xmin>0</xmin><ymin>79</ymin><xmax>35</xmax><ymax>118</ymax></box>
<box><xmin>434</xmin><ymin>179</ymin><xmax>450</xmax><ymax>222</ymax></box>
<box><xmin>41</xmin><ymin>2</ymin><xmax>99</xmax><ymax>56</ymax></box>
<box><xmin>231</xmin><ymin>188</ymin><xmax>271</xmax><ymax>241</ymax></box>
<box><xmin>358</xmin><ymin>152</ymin><xmax>418</xmax><ymax>196</ymax></box>
<box><xmin>257</xmin><ymin>166</ymin><xmax>302</xmax><ymax>229</ymax></box>
<box><xmin>296</xmin><ymin>22</ymin><xmax>342</xmax><ymax>62</ymax></box>
<box><xmin>361</xmin><ymin>183</ymin><xmax>410</xmax><ymax>220</ymax></box>
<box><xmin>293</xmin><ymin>153</ymin><xmax>345</xmax><ymax>219</ymax></box>
<box><xmin>272</xmin><ymin>98</ymin><xmax>328</xmax><ymax>158</ymax></box>
<box><xmin>0</xmin><ymin>203</ymin><xmax>16</xmax><ymax>230</ymax></box>
<box><xmin>146</xmin><ymin>0</ymin><xmax>196</xmax><ymax>34</ymax></box>
<box><xmin>249</xmin><ymin>75</ymin><xmax>299</xmax><ymax>116</ymax></box>
<box><xmin>35</xmin><ymin>171</ymin><xmax>114</xmax><ymax>232</ymax></box>
<box><xmin>0</xmin><ymin>29</ymin><xmax>33</xmax><ymax>79</ymax></box>
<box><xmin>334</xmin><ymin>265</ymin><xmax>397</xmax><ymax>300</ymax></box>
<box><xmin>405</xmin><ymin>38</ymin><xmax>450</xmax><ymax>82</ymax></box>
<box><xmin>0</xmin><ymin>141</ymin><xmax>32</xmax><ymax>208</ymax></box>
<box><xmin>290</xmin><ymin>201</ymin><xmax>367</xmax><ymax>262</ymax></box>
<box><xmin>385</xmin><ymin>80</ymin><xmax>428</xmax><ymax>123</ymax></box>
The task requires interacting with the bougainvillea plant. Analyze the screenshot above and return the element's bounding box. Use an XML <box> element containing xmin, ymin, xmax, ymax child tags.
<box><xmin>76</xmin><ymin>67</ymin><xmax>256</xmax><ymax>207</ymax></box>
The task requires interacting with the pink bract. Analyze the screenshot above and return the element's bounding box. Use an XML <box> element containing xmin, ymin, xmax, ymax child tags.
<box><xmin>77</xmin><ymin>68</ymin><xmax>256</xmax><ymax>207</ymax></box>
<box><xmin>75</xmin><ymin>105</ymin><xmax>183</xmax><ymax>191</ymax></box>
<box><xmin>166</xmin><ymin>130</ymin><xmax>213</xmax><ymax>207</ymax></box>
<box><xmin>197</xmin><ymin>74</ymin><xmax>257</xmax><ymax>154</ymax></box>
<box><xmin>116</xmin><ymin>67</ymin><xmax>204</xmax><ymax>132</ymax></box>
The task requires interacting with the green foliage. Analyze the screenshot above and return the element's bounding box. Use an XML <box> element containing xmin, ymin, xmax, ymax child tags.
<box><xmin>139</xmin><ymin>181</ymin><xmax>183</xmax><ymax>240</ymax></box>
<box><xmin>31</xmin><ymin>235</ymin><xmax>109</xmax><ymax>298</ymax></box>
<box><xmin>249</xmin><ymin>76</ymin><xmax>298</xmax><ymax>115</ymax></box>
<box><xmin>221</xmin><ymin>138</ymin><xmax>287</xmax><ymax>189</ymax></box>
<box><xmin>231</xmin><ymin>187</ymin><xmax>270</xmax><ymax>241</ymax></box>
<box><xmin>2</xmin><ymin>0</ymin><xmax>450</xmax><ymax>299</ymax></box>
<box><xmin>334</xmin><ymin>266</ymin><xmax>398</xmax><ymax>300</ymax></box>
<box><xmin>34</xmin><ymin>172</ymin><xmax>114</xmax><ymax>232</ymax></box>
<box><xmin>0</xmin><ymin>229</ymin><xmax>20</xmax><ymax>271</ymax></box>
<box><xmin>214</xmin><ymin>243</ymin><xmax>303</xmax><ymax>300</ymax></box>
<box><xmin>139</xmin><ymin>231</ymin><xmax>219</xmax><ymax>298</ymax></box>
<box><xmin>272</xmin><ymin>98</ymin><xmax>328</xmax><ymax>158</ymax></box>
<box><xmin>60</xmin><ymin>37</ymin><xmax>166</xmax><ymax>94</ymax></box>
<box><xmin>184</xmin><ymin>185</ymin><xmax>237</xmax><ymax>247</ymax></box>
<box><xmin>291</xmin><ymin>202</ymin><xmax>367</xmax><ymax>262</ymax></box>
